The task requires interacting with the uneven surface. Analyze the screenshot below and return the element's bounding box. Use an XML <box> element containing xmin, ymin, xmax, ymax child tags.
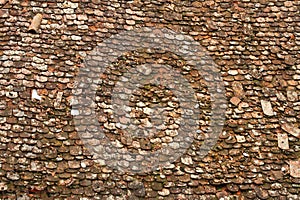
<box><xmin>0</xmin><ymin>0</ymin><xmax>300</xmax><ymax>199</ymax></box>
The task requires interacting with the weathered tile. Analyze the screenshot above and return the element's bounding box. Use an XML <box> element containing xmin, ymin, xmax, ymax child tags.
<box><xmin>278</xmin><ymin>133</ymin><xmax>289</xmax><ymax>150</ymax></box>
<box><xmin>261</xmin><ymin>100</ymin><xmax>274</xmax><ymax>116</ymax></box>
<box><xmin>290</xmin><ymin>160</ymin><xmax>300</xmax><ymax>178</ymax></box>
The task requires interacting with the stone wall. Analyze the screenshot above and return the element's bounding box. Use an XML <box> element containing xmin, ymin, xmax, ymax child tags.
<box><xmin>0</xmin><ymin>0</ymin><xmax>299</xmax><ymax>199</ymax></box>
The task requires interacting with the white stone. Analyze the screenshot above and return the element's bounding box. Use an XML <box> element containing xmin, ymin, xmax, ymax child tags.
<box><xmin>116</xmin><ymin>123</ymin><xmax>127</xmax><ymax>129</ymax></box>
<box><xmin>175</xmin><ymin>34</ymin><xmax>185</xmax><ymax>41</ymax></box>
<box><xmin>32</xmin><ymin>63</ymin><xmax>48</xmax><ymax>71</ymax></box>
<box><xmin>167</xmin><ymin>101</ymin><xmax>178</xmax><ymax>108</ymax></box>
<box><xmin>78</xmin><ymin>25</ymin><xmax>89</xmax><ymax>30</ymax></box>
<box><xmin>284</xmin><ymin>1</ymin><xmax>293</xmax><ymax>7</ymax></box>
<box><xmin>13</xmin><ymin>109</ymin><xmax>25</xmax><ymax>117</ymax></box>
<box><xmin>94</xmin><ymin>10</ymin><xmax>103</xmax><ymax>16</ymax></box>
<box><xmin>140</xmin><ymin>118</ymin><xmax>152</xmax><ymax>128</ymax></box>
<box><xmin>65</xmin><ymin>14</ymin><xmax>76</xmax><ymax>20</ymax></box>
<box><xmin>21</xmin><ymin>68</ymin><xmax>31</xmax><ymax>75</ymax></box>
<box><xmin>32</xmin><ymin>89</ymin><xmax>42</xmax><ymax>101</ymax></box>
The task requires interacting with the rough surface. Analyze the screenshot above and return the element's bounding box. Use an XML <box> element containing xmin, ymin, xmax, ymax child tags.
<box><xmin>0</xmin><ymin>0</ymin><xmax>300</xmax><ymax>199</ymax></box>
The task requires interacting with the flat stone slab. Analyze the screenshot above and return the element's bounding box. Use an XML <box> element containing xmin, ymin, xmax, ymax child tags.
<box><xmin>261</xmin><ymin>100</ymin><xmax>274</xmax><ymax>116</ymax></box>
<box><xmin>290</xmin><ymin>160</ymin><xmax>300</xmax><ymax>178</ymax></box>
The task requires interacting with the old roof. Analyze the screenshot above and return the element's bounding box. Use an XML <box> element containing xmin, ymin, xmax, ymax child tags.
<box><xmin>0</xmin><ymin>0</ymin><xmax>300</xmax><ymax>199</ymax></box>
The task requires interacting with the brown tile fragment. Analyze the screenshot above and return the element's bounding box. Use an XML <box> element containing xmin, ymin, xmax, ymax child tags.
<box><xmin>230</xmin><ymin>96</ymin><xmax>241</xmax><ymax>106</ymax></box>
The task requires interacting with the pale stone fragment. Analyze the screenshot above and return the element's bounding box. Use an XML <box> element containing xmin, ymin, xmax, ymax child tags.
<box><xmin>282</xmin><ymin>123</ymin><xmax>300</xmax><ymax>138</ymax></box>
<box><xmin>290</xmin><ymin>160</ymin><xmax>300</xmax><ymax>178</ymax></box>
<box><xmin>261</xmin><ymin>100</ymin><xmax>274</xmax><ymax>116</ymax></box>
<box><xmin>278</xmin><ymin>133</ymin><xmax>289</xmax><ymax>150</ymax></box>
